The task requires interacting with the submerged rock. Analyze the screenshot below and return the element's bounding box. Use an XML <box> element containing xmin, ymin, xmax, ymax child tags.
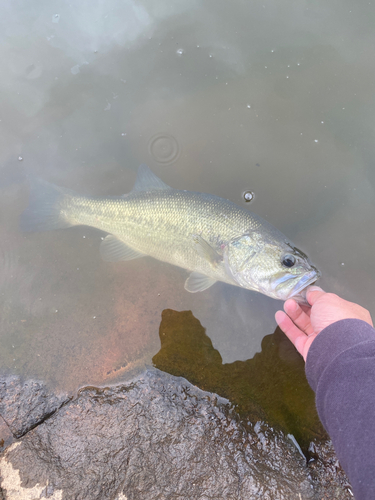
<box><xmin>0</xmin><ymin>369</ymin><xmax>351</xmax><ymax>500</ymax></box>
<box><xmin>0</xmin><ymin>375</ymin><xmax>70</xmax><ymax>438</ymax></box>
<box><xmin>153</xmin><ymin>309</ymin><xmax>325</xmax><ymax>449</ymax></box>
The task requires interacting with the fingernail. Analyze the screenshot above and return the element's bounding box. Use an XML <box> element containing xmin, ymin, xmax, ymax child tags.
<box><xmin>289</xmin><ymin>300</ymin><xmax>298</xmax><ymax>312</ymax></box>
<box><xmin>285</xmin><ymin>299</ymin><xmax>298</xmax><ymax>312</ymax></box>
<box><xmin>275</xmin><ymin>311</ymin><xmax>283</xmax><ymax>325</ymax></box>
<box><xmin>307</xmin><ymin>286</ymin><xmax>324</xmax><ymax>293</ymax></box>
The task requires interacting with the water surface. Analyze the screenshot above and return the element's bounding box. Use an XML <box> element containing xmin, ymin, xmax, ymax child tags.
<box><xmin>1</xmin><ymin>0</ymin><xmax>375</xmax><ymax>401</ymax></box>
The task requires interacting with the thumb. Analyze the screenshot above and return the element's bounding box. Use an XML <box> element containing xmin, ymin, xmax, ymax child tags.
<box><xmin>306</xmin><ymin>286</ymin><xmax>326</xmax><ymax>306</ymax></box>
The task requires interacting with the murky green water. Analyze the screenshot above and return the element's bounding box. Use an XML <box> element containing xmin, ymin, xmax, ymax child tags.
<box><xmin>1</xmin><ymin>0</ymin><xmax>375</xmax><ymax>442</ymax></box>
<box><xmin>152</xmin><ymin>309</ymin><xmax>326</xmax><ymax>450</ymax></box>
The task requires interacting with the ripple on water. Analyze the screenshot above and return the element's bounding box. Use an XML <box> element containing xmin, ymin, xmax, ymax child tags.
<box><xmin>148</xmin><ymin>133</ymin><xmax>181</xmax><ymax>165</ymax></box>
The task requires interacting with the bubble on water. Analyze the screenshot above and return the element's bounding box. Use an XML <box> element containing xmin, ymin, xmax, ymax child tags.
<box><xmin>271</xmin><ymin>49</ymin><xmax>274</xmax><ymax>53</ymax></box>
<box><xmin>209</xmin><ymin>54</ymin><xmax>213</xmax><ymax>58</ymax></box>
<box><xmin>18</xmin><ymin>156</ymin><xmax>23</xmax><ymax>161</ymax></box>
<box><xmin>71</xmin><ymin>65</ymin><xmax>80</xmax><ymax>75</ymax></box>
<box><xmin>121</xmin><ymin>132</ymin><xmax>127</xmax><ymax>136</ymax></box>
<box><xmin>52</xmin><ymin>14</ymin><xmax>60</xmax><ymax>23</ymax></box>
<box><xmin>321</xmin><ymin>121</ymin><xmax>324</xmax><ymax>124</ymax></box>
<box><xmin>246</xmin><ymin>104</ymin><xmax>251</xmax><ymax>109</ymax></box>
<box><xmin>93</xmin><ymin>316</ymin><xmax>96</xmax><ymax>319</ymax></box>
<box><xmin>314</xmin><ymin>139</ymin><xmax>318</xmax><ymax>143</ymax></box>
<box><xmin>243</xmin><ymin>191</ymin><xmax>254</xmax><ymax>202</ymax></box>
<box><xmin>341</xmin><ymin>262</ymin><xmax>345</xmax><ymax>266</ymax></box>
<box><xmin>176</xmin><ymin>48</ymin><xmax>184</xmax><ymax>55</ymax></box>
<box><xmin>148</xmin><ymin>133</ymin><xmax>181</xmax><ymax>165</ymax></box>
<box><xmin>83</xmin><ymin>235</ymin><xmax>86</xmax><ymax>238</ymax></box>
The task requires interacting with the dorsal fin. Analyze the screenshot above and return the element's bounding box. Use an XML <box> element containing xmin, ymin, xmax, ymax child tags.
<box><xmin>130</xmin><ymin>164</ymin><xmax>172</xmax><ymax>194</ymax></box>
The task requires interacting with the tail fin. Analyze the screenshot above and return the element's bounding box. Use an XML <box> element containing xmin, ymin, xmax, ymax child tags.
<box><xmin>20</xmin><ymin>177</ymin><xmax>77</xmax><ymax>232</ymax></box>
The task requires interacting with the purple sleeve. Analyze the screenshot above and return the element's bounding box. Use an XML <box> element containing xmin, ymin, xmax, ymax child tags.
<box><xmin>305</xmin><ymin>318</ymin><xmax>375</xmax><ymax>500</ymax></box>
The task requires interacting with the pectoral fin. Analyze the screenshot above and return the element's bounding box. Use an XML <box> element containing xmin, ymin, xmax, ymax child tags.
<box><xmin>100</xmin><ymin>235</ymin><xmax>145</xmax><ymax>262</ymax></box>
<box><xmin>184</xmin><ymin>272</ymin><xmax>217</xmax><ymax>293</ymax></box>
<box><xmin>192</xmin><ymin>234</ymin><xmax>222</xmax><ymax>267</ymax></box>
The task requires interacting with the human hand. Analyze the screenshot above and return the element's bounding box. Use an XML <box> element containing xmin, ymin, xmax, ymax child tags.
<box><xmin>275</xmin><ymin>286</ymin><xmax>373</xmax><ymax>361</ymax></box>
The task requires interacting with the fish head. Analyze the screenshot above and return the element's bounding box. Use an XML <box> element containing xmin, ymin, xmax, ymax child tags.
<box><xmin>223</xmin><ymin>233</ymin><xmax>320</xmax><ymax>301</ymax></box>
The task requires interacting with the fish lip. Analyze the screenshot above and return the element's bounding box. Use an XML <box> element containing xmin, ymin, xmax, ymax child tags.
<box><xmin>289</xmin><ymin>271</ymin><xmax>320</xmax><ymax>299</ymax></box>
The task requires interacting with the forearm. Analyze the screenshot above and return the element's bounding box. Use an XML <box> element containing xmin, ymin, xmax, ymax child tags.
<box><xmin>306</xmin><ymin>319</ymin><xmax>375</xmax><ymax>499</ymax></box>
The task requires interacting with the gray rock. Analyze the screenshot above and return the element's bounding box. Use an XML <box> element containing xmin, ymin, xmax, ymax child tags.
<box><xmin>0</xmin><ymin>375</ymin><xmax>70</xmax><ymax>438</ymax></box>
<box><xmin>0</xmin><ymin>369</ymin><xmax>351</xmax><ymax>500</ymax></box>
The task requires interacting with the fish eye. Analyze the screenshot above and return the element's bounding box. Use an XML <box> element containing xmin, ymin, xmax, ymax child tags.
<box><xmin>281</xmin><ymin>254</ymin><xmax>296</xmax><ymax>268</ymax></box>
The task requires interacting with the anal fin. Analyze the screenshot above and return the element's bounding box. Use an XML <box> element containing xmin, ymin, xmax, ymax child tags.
<box><xmin>100</xmin><ymin>234</ymin><xmax>144</xmax><ymax>262</ymax></box>
<box><xmin>184</xmin><ymin>272</ymin><xmax>217</xmax><ymax>293</ymax></box>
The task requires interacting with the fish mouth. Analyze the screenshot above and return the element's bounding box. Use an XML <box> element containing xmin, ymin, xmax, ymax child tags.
<box><xmin>288</xmin><ymin>268</ymin><xmax>321</xmax><ymax>302</ymax></box>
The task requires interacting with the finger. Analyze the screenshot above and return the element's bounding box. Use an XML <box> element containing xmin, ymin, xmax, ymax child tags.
<box><xmin>276</xmin><ymin>311</ymin><xmax>316</xmax><ymax>360</ymax></box>
<box><xmin>275</xmin><ymin>310</ymin><xmax>306</xmax><ymax>346</ymax></box>
<box><xmin>306</xmin><ymin>286</ymin><xmax>326</xmax><ymax>306</ymax></box>
<box><xmin>299</xmin><ymin>303</ymin><xmax>312</xmax><ymax>316</ymax></box>
<box><xmin>283</xmin><ymin>299</ymin><xmax>315</xmax><ymax>336</ymax></box>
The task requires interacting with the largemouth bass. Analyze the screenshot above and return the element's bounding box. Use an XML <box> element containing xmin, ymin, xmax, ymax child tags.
<box><xmin>21</xmin><ymin>164</ymin><xmax>320</xmax><ymax>300</ymax></box>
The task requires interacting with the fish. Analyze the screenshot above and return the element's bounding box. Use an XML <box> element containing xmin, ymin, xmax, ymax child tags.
<box><xmin>20</xmin><ymin>164</ymin><xmax>320</xmax><ymax>300</ymax></box>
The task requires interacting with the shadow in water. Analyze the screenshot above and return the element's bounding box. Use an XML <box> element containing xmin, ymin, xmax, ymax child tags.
<box><xmin>153</xmin><ymin>309</ymin><xmax>327</xmax><ymax>450</ymax></box>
